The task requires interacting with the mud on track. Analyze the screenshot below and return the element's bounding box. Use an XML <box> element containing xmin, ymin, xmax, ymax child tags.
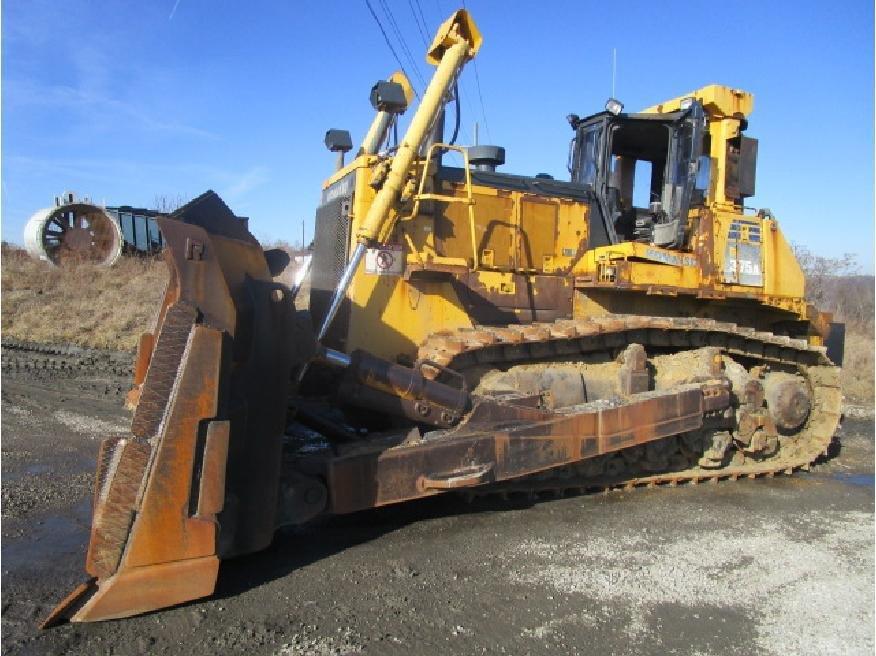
<box><xmin>2</xmin><ymin>341</ymin><xmax>873</xmax><ymax>656</ymax></box>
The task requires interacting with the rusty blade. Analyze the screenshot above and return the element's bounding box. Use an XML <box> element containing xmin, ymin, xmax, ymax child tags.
<box><xmin>85</xmin><ymin>439</ymin><xmax>151</xmax><ymax>578</ymax></box>
<box><xmin>39</xmin><ymin>579</ymin><xmax>97</xmax><ymax>629</ymax></box>
<box><xmin>46</xmin><ymin>191</ymin><xmax>300</xmax><ymax>625</ymax></box>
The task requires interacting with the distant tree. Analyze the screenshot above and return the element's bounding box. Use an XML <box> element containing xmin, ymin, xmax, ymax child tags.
<box><xmin>792</xmin><ymin>244</ymin><xmax>859</xmax><ymax>305</ymax></box>
<box><xmin>152</xmin><ymin>194</ymin><xmax>187</xmax><ymax>214</ymax></box>
<box><xmin>793</xmin><ymin>244</ymin><xmax>872</xmax><ymax>331</ymax></box>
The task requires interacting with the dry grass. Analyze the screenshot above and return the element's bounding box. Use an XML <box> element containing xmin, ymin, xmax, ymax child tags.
<box><xmin>1</xmin><ymin>244</ymin><xmax>168</xmax><ymax>351</ymax></box>
<box><xmin>840</xmin><ymin>330</ymin><xmax>874</xmax><ymax>404</ymax></box>
<box><xmin>0</xmin><ymin>242</ymin><xmax>309</xmax><ymax>351</ymax></box>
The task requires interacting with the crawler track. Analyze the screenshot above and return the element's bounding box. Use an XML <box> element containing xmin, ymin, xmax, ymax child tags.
<box><xmin>0</xmin><ymin>340</ymin><xmax>133</xmax><ymax>377</ymax></box>
<box><xmin>1</xmin><ymin>340</ymin><xmax>134</xmax><ymax>401</ymax></box>
<box><xmin>415</xmin><ymin>315</ymin><xmax>842</xmax><ymax>498</ymax></box>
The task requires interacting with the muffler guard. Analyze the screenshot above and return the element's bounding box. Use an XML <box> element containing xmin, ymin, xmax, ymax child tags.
<box><xmin>45</xmin><ymin>191</ymin><xmax>300</xmax><ymax>624</ymax></box>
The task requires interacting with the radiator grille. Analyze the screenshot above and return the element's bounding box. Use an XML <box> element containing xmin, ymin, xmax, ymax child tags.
<box><xmin>310</xmin><ymin>189</ymin><xmax>352</xmax><ymax>348</ymax></box>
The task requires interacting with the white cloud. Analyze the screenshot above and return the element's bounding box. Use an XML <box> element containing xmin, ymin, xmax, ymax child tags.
<box><xmin>169</xmin><ymin>0</ymin><xmax>183</xmax><ymax>21</ymax></box>
<box><xmin>222</xmin><ymin>166</ymin><xmax>270</xmax><ymax>200</ymax></box>
<box><xmin>6</xmin><ymin>79</ymin><xmax>217</xmax><ymax>140</ymax></box>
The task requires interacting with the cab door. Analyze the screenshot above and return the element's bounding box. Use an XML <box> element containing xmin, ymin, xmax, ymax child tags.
<box><xmin>570</xmin><ymin>115</ymin><xmax>618</xmax><ymax>247</ymax></box>
<box><xmin>656</xmin><ymin>101</ymin><xmax>706</xmax><ymax>247</ymax></box>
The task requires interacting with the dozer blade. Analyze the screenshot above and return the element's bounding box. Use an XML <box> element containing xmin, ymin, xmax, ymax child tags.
<box><xmin>44</xmin><ymin>191</ymin><xmax>307</xmax><ymax>624</ymax></box>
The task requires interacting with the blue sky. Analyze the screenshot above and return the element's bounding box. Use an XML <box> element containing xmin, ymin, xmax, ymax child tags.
<box><xmin>3</xmin><ymin>0</ymin><xmax>873</xmax><ymax>271</ymax></box>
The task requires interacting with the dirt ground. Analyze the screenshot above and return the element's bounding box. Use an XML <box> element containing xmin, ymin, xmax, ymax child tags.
<box><xmin>1</xmin><ymin>341</ymin><xmax>873</xmax><ymax>656</ymax></box>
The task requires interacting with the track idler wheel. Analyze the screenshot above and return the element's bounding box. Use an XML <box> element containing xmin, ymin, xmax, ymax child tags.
<box><xmin>763</xmin><ymin>372</ymin><xmax>811</xmax><ymax>432</ymax></box>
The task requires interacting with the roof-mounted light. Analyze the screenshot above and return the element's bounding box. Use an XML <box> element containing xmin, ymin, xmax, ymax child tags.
<box><xmin>605</xmin><ymin>97</ymin><xmax>624</xmax><ymax>116</ymax></box>
<box><xmin>369</xmin><ymin>80</ymin><xmax>408</xmax><ymax>113</ymax></box>
<box><xmin>324</xmin><ymin>129</ymin><xmax>353</xmax><ymax>153</ymax></box>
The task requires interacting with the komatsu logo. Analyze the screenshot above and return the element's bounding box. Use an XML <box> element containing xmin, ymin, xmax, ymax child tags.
<box><xmin>644</xmin><ymin>248</ymin><xmax>698</xmax><ymax>268</ymax></box>
<box><xmin>321</xmin><ymin>174</ymin><xmax>355</xmax><ymax>205</ymax></box>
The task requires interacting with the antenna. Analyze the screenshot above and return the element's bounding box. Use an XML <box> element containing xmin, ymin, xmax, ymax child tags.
<box><xmin>611</xmin><ymin>48</ymin><xmax>617</xmax><ymax>98</ymax></box>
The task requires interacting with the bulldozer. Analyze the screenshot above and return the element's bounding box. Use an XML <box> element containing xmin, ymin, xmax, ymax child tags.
<box><xmin>45</xmin><ymin>9</ymin><xmax>844</xmax><ymax>624</ymax></box>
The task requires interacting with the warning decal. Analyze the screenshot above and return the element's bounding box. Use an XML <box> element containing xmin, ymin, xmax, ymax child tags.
<box><xmin>365</xmin><ymin>244</ymin><xmax>404</xmax><ymax>276</ymax></box>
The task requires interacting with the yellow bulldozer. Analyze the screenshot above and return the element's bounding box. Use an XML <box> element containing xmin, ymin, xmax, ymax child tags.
<box><xmin>46</xmin><ymin>9</ymin><xmax>844</xmax><ymax>624</ymax></box>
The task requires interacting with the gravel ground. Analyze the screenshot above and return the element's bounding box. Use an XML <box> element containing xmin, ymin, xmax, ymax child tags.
<box><xmin>1</xmin><ymin>342</ymin><xmax>873</xmax><ymax>655</ymax></box>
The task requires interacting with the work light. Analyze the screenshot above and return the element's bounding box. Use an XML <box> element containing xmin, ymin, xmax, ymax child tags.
<box><xmin>605</xmin><ymin>98</ymin><xmax>624</xmax><ymax>115</ymax></box>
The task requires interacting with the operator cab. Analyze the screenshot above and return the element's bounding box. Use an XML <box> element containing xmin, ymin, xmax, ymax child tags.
<box><xmin>568</xmin><ymin>98</ymin><xmax>709</xmax><ymax>250</ymax></box>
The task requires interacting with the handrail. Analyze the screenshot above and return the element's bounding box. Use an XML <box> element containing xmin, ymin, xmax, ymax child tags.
<box><xmin>403</xmin><ymin>142</ymin><xmax>478</xmax><ymax>270</ymax></box>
